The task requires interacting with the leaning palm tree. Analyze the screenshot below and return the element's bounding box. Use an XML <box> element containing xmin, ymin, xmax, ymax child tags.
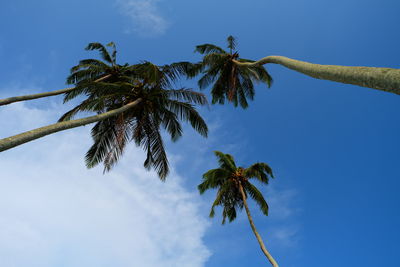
<box><xmin>0</xmin><ymin>42</ymin><xmax>126</xmax><ymax>106</ymax></box>
<box><xmin>193</xmin><ymin>36</ymin><xmax>273</xmax><ymax>108</ymax></box>
<box><xmin>0</xmin><ymin>46</ymin><xmax>207</xmax><ymax>180</ymax></box>
<box><xmin>198</xmin><ymin>151</ymin><xmax>278</xmax><ymax>267</ymax></box>
<box><xmin>197</xmin><ymin>36</ymin><xmax>400</xmax><ymax>96</ymax></box>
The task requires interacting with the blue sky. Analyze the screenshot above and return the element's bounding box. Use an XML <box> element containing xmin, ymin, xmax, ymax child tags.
<box><xmin>0</xmin><ymin>0</ymin><xmax>399</xmax><ymax>266</ymax></box>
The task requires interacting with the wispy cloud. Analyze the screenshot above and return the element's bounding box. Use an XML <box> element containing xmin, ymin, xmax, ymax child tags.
<box><xmin>116</xmin><ymin>0</ymin><xmax>169</xmax><ymax>36</ymax></box>
<box><xmin>0</xmin><ymin>96</ymin><xmax>210</xmax><ymax>266</ymax></box>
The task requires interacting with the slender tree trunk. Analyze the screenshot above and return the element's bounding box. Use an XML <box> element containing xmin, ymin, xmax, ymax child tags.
<box><xmin>0</xmin><ymin>75</ymin><xmax>112</xmax><ymax>106</ymax></box>
<box><xmin>234</xmin><ymin>56</ymin><xmax>400</xmax><ymax>95</ymax></box>
<box><xmin>0</xmin><ymin>98</ymin><xmax>142</xmax><ymax>152</ymax></box>
<box><xmin>238</xmin><ymin>182</ymin><xmax>279</xmax><ymax>267</ymax></box>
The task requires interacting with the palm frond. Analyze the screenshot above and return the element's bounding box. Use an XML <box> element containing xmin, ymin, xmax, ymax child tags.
<box><xmin>198</xmin><ymin>168</ymin><xmax>230</xmax><ymax>194</ymax></box>
<box><xmin>85</xmin><ymin>118</ymin><xmax>118</xmax><ymax>169</ymax></box>
<box><xmin>245</xmin><ymin>162</ymin><xmax>274</xmax><ymax>183</ymax></box>
<box><xmin>166</xmin><ymin>88</ymin><xmax>208</xmax><ymax>106</ymax></box>
<box><xmin>209</xmin><ymin>189</ymin><xmax>224</xmax><ymax>218</ymax></box>
<box><xmin>67</xmin><ymin>67</ymin><xmax>107</xmax><ymax>85</ymax></box>
<box><xmin>160</xmin><ymin>108</ymin><xmax>183</xmax><ymax>142</ymax></box>
<box><xmin>103</xmin><ymin>115</ymin><xmax>131</xmax><ymax>172</ymax></box>
<box><xmin>214</xmin><ymin>151</ymin><xmax>236</xmax><ymax>172</ymax></box>
<box><xmin>85</xmin><ymin>42</ymin><xmax>113</xmax><ymax>64</ymax></box>
<box><xmin>71</xmin><ymin>59</ymin><xmax>110</xmax><ymax>73</ymax></box>
<box><xmin>142</xmin><ymin>121</ymin><xmax>169</xmax><ymax>180</ymax></box>
<box><xmin>243</xmin><ymin>181</ymin><xmax>269</xmax><ymax>216</ymax></box>
<box><xmin>166</xmin><ymin>100</ymin><xmax>208</xmax><ymax>137</ymax></box>
<box><xmin>107</xmin><ymin>42</ymin><xmax>117</xmax><ymax>64</ymax></box>
<box><xmin>195</xmin><ymin>44</ymin><xmax>227</xmax><ymax>55</ymax></box>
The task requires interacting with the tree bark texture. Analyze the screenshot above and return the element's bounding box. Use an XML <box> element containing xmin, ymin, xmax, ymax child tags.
<box><xmin>0</xmin><ymin>98</ymin><xmax>142</xmax><ymax>152</ymax></box>
<box><xmin>238</xmin><ymin>182</ymin><xmax>279</xmax><ymax>267</ymax></box>
<box><xmin>234</xmin><ymin>56</ymin><xmax>400</xmax><ymax>95</ymax></box>
<box><xmin>0</xmin><ymin>75</ymin><xmax>112</xmax><ymax>106</ymax></box>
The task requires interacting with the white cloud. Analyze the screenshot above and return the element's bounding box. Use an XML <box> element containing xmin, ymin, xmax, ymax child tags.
<box><xmin>0</xmin><ymin>99</ymin><xmax>210</xmax><ymax>266</ymax></box>
<box><xmin>116</xmin><ymin>0</ymin><xmax>169</xmax><ymax>36</ymax></box>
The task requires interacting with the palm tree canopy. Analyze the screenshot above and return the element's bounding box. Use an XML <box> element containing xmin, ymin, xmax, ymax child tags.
<box><xmin>60</xmin><ymin>43</ymin><xmax>208</xmax><ymax>180</ymax></box>
<box><xmin>194</xmin><ymin>36</ymin><xmax>273</xmax><ymax>108</ymax></box>
<box><xmin>198</xmin><ymin>151</ymin><xmax>274</xmax><ymax>224</ymax></box>
<box><xmin>63</xmin><ymin>42</ymin><xmax>136</xmax><ymax>102</ymax></box>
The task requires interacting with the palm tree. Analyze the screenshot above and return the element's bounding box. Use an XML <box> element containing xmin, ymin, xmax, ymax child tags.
<box><xmin>193</xmin><ymin>36</ymin><xmax>273</xmax><ymax>108</ymax></box>
<box><xmin>198</xmin><ymin>151</ymin><xmax>279</xmax><ymax>267</ymax></box>
<box><xmin>0</xmin><ymin>44</ymin><xmax>208</xmax><ymax>180</ymax></box>
<box><xmin>197</xmin><ymin>37</ymin><xmax>400</xmax><ymax>95</ymax></box>
<box><xmin>0</xmin><ymin>42</ymin><xmax>124</xmax><ymax>106</ymax></box>
<box><xmin>59</xmin><ymin>60</ymin><xmax>208</xmax><ymax>179</ymax></box>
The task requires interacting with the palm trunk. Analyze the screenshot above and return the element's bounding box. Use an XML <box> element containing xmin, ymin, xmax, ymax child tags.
<box><xmin>234</xmin><ymin>56</ymin><xmax>400</xmax><ymax>95</ymax></box>
<box><xmin>0</xmin><ymin>98</ymin><xmax>142</xmax><ymax>152</ymax></box>
<box><xmin>238</xmin><ymin>182</ymin><xmax>279</xmax><ymax>267</ymax></box>
<box><xmin>0</xmin><ymin>75</ymin><xmax>112</xmax><ymax>106</ymax></box>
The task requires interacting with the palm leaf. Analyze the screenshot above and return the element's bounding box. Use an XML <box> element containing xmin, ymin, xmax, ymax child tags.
<box><xmin>243</xmin><ymin>181</ymin><xmax>269</xmax><ymax>216</ymax></box>
<box><xmin>85</xmin><ymin>42</ymin><xmax>113</xmax><ymax>64</ymax></box>
<box><xmin>195</xmin><ymin>44</ymin><xmax>227</xmax><ymax>55</ymax></box>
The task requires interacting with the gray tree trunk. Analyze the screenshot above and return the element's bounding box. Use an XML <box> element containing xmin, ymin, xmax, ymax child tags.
<box><xmin>238</xmin><ymin>182</ymin><xmax>279</xmax><ymax>267</ymax></box>
<box><xmin>0</xmin><ymin>75</ymin><xmax>112</xmax><ymax>106</ymax></box>
<box><xmin>0</xmin><ymin>98</ymin><xmax>142</xmax><ymax>152</ymax></box>
<box><xmin>234</xmin><ymin>56</ymin><xmax>400</xmax><ymax>95</ymax></box>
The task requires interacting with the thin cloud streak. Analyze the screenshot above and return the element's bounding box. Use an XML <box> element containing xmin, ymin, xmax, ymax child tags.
<box><xmin>116</xmin><ymin>0</ymin><xmax>169</xmax><ymax>36</ymax></box>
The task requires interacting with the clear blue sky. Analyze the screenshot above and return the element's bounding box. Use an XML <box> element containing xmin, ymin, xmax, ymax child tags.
<box><xmin>0</xmin><ymin>0</ymin><xmax>399</xmax><ymax>266</ymax></box>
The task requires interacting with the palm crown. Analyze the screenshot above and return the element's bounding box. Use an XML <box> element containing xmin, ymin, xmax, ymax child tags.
<box><xmin>64</xmin><ymin>42</ymin><xmax>130</xmax><ymax>100</ymax></box>
<box><xmin>198</xmin><ymin>151</ymin><xmax>273</xmax><ymax>224</ymax></box>
<box><xmin>194</xmin><ymin>36</ymin><xmax>273</xmax><ymax>108</ymax></box>
<box><xmin>59</xmin><ymin>42</ymin><xmax>208</xmax><ymax>180</ymax></box>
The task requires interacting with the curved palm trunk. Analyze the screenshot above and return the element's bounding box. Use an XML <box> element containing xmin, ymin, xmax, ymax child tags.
<box><xmin>238</xmin><ymin>182</ymin><xmax>279</xmax><ymax>267</ymax></box>
<box><xmin>0</xmin><ymin>75</ymin><xmax>112</xmax><ymax>106</ymax></box>
<box><xmin>234</xmin><ymin>56</ymin><xmax>400</xmax><ymax>95</ymax></box>
<box><xmin>0</xmin><ymin>98</ymin><xmax>142</xmax><ymax>152</ymax></box>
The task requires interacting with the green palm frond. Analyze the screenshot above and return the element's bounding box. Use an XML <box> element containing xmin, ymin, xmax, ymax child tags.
<box><xmin>58</xmin><ymin>97</ymin><xmax>107</xmax><ymax>122</ymax></box>
<box><xmin>166</xmin><ymin>88</ymin><xmax>208</xmax><ymax>105</ymax></box>
<box><xmin>162</xmin><ymin>61</ymin><xmax>203</xmax><ymax>81</ymax></box>
<box><xmin>198</xmin><ymin>168</ymin><xmax>231</xmax><ymax>194</ymax></box>
<box><xmin>195</xmin><ymin>44</ymin><xmax>227</xmax><ymax>55</ymax></box>
<box><xmin>66</xmin><ymin>66</ymin><xmax>107</xmax><ymax>85</ymax></box>
<box><xmin>245</xmin><ymin>162</ymin><xmax>274</xmax><ymax>182</ymax></box>
<box><xmin>107</xmin><ymin>42</ymin><xmax>117</xmax><ymax>64</ymax></box>
<box><xmin>214</xmin><ymin>151</ymin><xmax>236</xmax><ymax>172</ymax></box>
<box><xmin>209</xmin><ymin>189</ymin><xmax>225</xmax><ymax>218</ymax></box>
<box><xmin>103</xmin><ymin>116</ymin><xmax>131</xmax><ymax>172</ymax></box>
<box><xmin>198</xmin><ymin>63</ymin><xmax>224</xmax><ymax>90</ymax></box>
<box><xmin>85</xmin><ymin>118</ymin><xmax>119</xmax><ymax>169</ymax></box>
<box><xmin>243</xmin><ymin>181</ymin><xmax>269</xmax><ymax>216</ymax></box>
<box><xmin>85</xmin><ymin>42</ymin><xmax>113</xmax><ymax>64</ymax></box>
<box><xmin>160</xmin><ymin>108</ymin><xmax>183</xmax><ymax>142</ymax></box>
<box><xmin>165</xmin><ymin>100</ymin><xmax>208</xmax><ymax>137</ymax></box>
<box><xmin>142</xmin><ymin>121</ymin><xmax>169</xmax><ymax>180</ymax></box>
